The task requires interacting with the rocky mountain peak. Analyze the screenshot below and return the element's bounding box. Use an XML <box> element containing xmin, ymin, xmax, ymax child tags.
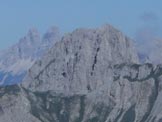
<box><xmin>28</xmin><ymin>28</ymin><xmax>39</xmax><ymax>35</ymax></box>
<box><xmin>0</xmin><ymin>27</ymin><xmax>60</xmax><ymax>85</ymax></box>
<box><xmin>42</xmin><ymin>26</ymin><xmax>60</xmax><ymax>45</ymax></box>
<box><xmin>23</xmin><ymin>25</ymin><xmax>139</xmax><ymax>93</ymax></box>
<box><xmin>19</xmin><ymin>28</ymin><xmax>41</xmax><ymax>46</ymax></box>
<box><xmin>45</xmin><ymin>26</ymin><xmax>59</xmax><ymax>35</ymax></box>
<box><xmin>1</xmin><ymin>25</ymin><xmax>162</xmax><ymax>122</ymax></box>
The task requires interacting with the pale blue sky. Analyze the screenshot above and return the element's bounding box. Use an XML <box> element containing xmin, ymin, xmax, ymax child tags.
<box><xmin>0</xmin><ymin>0</ymin><xmax>162</xmax><ymax>49</ymax></box>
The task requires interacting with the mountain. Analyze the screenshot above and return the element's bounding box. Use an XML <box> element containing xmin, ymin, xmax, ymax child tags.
<box><xmin>23</xmin><ymin>24</ymin><xmax>139</xmax><ymax>92</ymax></box>
<box><xmin>0</xmin><ymin>25</ymin><xmax>162</xmax><ymax>122</ymax></box>
<box><xmin>0</xmin><ymin>27</ymin><xmax>60</xmax><ymax>85</ymax></box>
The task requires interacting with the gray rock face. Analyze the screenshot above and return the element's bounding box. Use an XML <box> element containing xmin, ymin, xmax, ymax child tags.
<box><xmin>0</xmin><ymin>85</ymin><xmax>40</xmax><ymax>122</ymax></box>
<box><xmin>0</xmin><ymin>29</ymin><xmax>40</xmax><ymax>72</ymax></box>
<box><xmin>1</xmin><ymin>64</ymin><xmax>162</xmax><ymax>122</ymax></box>
<box><xmin>0</xmin><ymin>27</ymin><xmax>60</xmax><ymax>85</ymax></box>
<box><xmin>1</xmin><ymin>25</ymin><xmax>162</xmax><ymax>122</ymax></box>
<box><xmin>23</xmin><ymin>24</ymin><xmax>139</xmax><ymax>92</ymax></box>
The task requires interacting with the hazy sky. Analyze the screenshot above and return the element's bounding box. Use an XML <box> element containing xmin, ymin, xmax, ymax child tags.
<box><xmin>0</xmin><ymin>0</ymin><xmax>162</xmax><ymax>49</ymax></box>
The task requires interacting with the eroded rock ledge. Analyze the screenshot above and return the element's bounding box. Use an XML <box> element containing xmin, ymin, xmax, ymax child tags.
<box><xmin>0</xmin><ymin>63</ymin><xmax>162</xmax><ymax>122</ymax></box>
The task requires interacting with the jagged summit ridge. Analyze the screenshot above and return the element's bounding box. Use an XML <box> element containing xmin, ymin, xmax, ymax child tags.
<box><xmin>0</xmin><ymin>26</ymin><xmax>60</xmax><ymax>85</ymax></box>
<box><xmin>1</xmin><ymin>25</ymin><xmax>162</xmax><ymax>122</ymax></box>
<box><xmin>23</xmin><ymin>25</ymin><xmax>139</xmax><ymax>93</ymax></box>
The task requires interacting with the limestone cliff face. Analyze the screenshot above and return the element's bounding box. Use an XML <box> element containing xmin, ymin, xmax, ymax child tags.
<box><xmin>1</xmin><ymin>25</ymin><xmax>162</xmax><ymax>122</ymax></box>
<box><xmin>1</xmin><ymin>64</ymin><xmax>162</xmax><ymax>122</ymax></box>
<box><xmin>23</xmin><ymin>24</ymin><xmax>139</xmax><ymax>93</ymax></box>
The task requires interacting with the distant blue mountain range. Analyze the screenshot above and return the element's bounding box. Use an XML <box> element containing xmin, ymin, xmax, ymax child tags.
<box><xmin>0</xmin><ymin>27</ymin><xmax>60</xmax><ymax>85</ymax></box>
